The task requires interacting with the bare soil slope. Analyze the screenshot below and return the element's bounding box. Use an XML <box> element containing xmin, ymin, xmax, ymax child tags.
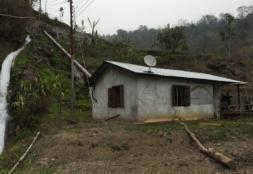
<box><xmin>25</xmin><ymin>124</ymin><xmax>253</xmax><ymax>174</ymax></box>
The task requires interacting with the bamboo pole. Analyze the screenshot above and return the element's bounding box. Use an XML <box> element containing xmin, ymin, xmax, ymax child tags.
<box><xmin>44</xmin><ymin>30</ymin><xmax>96</xmax><ymax>106</ymax></box>
<box><xmin>43</xmin><ymin>30</ymin><xmax>91</xmax><ymax>78</ymax></box>
<box><xmin>180</xmin><ymin>123</ymin><xmax>235</xmax><ymax>169</ymax></box>
<box><xmin>237</xmin><ymin>85</ymin><xmax>242</xmax><ymax>117</ymax></box>
<box><xmin>8</xmin><ymin>132</ymin><xmax>40</xmax><ymax>174</ymax></box>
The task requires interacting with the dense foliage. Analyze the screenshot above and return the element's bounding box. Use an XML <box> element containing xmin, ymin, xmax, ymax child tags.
<box><xmin>157</xmin><ymin>25</ymin><xmax>187</xmax><ymax>53</ymax></box>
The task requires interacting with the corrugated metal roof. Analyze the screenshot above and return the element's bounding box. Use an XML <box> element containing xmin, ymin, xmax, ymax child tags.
<box><xmin>106</xmin><ymin>60</ymin><xmax>245</xmax><ymax>84</ymax></box>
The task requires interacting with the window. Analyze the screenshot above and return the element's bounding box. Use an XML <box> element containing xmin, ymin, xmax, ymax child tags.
<box><xmin>172</xmin><ymin>85</ymin><xmax>190</xmax><ymax>106</ymax></box>
<box><xmin>108</xmin><ymin>85</ymin><xmax>124</xmax><ymax>108</ymax></box>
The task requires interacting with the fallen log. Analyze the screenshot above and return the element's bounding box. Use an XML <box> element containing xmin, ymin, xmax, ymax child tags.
<box><xmin>8</xmin><ymin>132</ymin><xmax>41</xmax><ymax>174</ymax></box>
<box><xmin>180</xmin><ymin>122</ymin><xmax>235</xmax><ymax>169</ymax></box>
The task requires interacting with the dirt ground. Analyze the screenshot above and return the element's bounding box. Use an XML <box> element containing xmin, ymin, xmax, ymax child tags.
<box><xmin>30</xmin><ymin>124</ymin><xmax>253</xmax><ymax>174</ymax></box>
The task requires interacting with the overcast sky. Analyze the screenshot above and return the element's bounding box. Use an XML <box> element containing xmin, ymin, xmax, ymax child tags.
<box><xmin>40</xmin><ymin>0</ymin><xmax>253</xmax><ymax>35</ymax></box>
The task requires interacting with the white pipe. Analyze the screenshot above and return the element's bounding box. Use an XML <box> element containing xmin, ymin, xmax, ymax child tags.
<box><xmin>0</xmin><ymin>36</ymin><xmax>32</xmax><ymax>154</ymax></box>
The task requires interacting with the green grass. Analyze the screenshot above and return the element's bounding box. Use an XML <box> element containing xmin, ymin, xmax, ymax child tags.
<box><xmin>192</xmin><ymin>119</ymin><xmax>253</xmax><ymax>142</ymax></box>
<box><xmin>123</xmin><ymin>118</ymin><xmax>253</xmax><ymax>143</ymax></box>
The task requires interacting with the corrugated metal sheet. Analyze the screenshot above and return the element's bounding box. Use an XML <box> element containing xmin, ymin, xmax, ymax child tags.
<box><xmin>106</xmin><ymin>61</ymin><xmax>245</xmax><ymax>84</ymax></box>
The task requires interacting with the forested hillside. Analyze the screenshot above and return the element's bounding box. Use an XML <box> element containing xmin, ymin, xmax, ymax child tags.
<box><xmin>103</xmin><ymin>5</ymin><xmax>253</xmax><ymax>57</ymax></box>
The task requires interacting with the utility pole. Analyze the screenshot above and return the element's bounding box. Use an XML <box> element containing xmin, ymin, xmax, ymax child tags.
<box><xmin>39</xmin><ymin>0</ymin><xmax>42</xmax><ymax>12</ymax></box>
<box><xmin>45</xmin><ymin>0</ymin><xmax>47</xmax><ymax>14</ymax></box>
<box><xmin>39</xmin><ymin>0</ymin><xmax>42</xmax><ymax>22</ymax></box>
<box><xmin>69</xmin><ymin>0</ymin><xmax>75</xmax><ymax>112</ymax></box>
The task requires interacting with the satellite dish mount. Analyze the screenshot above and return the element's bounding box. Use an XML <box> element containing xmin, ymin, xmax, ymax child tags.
<box><xmin>144</xmin><ymin>55</ymin><xmax>157</xmax><ymax>73</ymax></box>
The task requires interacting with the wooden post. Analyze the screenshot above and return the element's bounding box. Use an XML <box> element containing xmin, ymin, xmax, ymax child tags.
<box><xmin>237</xmin><ymin>84</ymin><xmax>241</xmax><ymax>116</ymax></box>
<box><xmin>213</xmin><ymin>84</ymin><xmax>221</xmax><ymax>119</ymax></box>
<box><xmin>45</xmin><ymin>0</ymin><xmax>47</xmax><ymax>13</ymax></box>
<box><xmin>39</xmin><ymin>0</ymin><xmax>42</xmax><ymax>13</ymax></box>
<box><xmin>69</xmin><ymin>0</ymin><xmax>75</xmax><ymax>112</ymax></box>
<box><xmin>38</xmin><ymin>0</ymin><xmax>42</xmax><ymax>24</ymax></box>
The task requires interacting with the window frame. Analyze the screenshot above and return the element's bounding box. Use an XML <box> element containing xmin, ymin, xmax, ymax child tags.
<box><xmin>172</xmin><ymin>85</ymin><xmax>191</xmax><ymax>107</ymax></box>
<box><xmin>108</xmin><ymin>85</ymin><xmax>124</xmax><ymax>108</ymax></box>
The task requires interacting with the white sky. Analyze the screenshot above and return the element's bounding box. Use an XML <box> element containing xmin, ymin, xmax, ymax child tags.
<box><xmin>40</xmin><ymin>0</ymin><xmax>253</xmax><ymax>35</ymax></box>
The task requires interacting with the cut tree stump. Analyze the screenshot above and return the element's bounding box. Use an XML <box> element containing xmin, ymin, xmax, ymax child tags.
<box><xmin>180</xmin><ymin>122</ymin><xmax>235</xmax><ymax>169</ymax></box>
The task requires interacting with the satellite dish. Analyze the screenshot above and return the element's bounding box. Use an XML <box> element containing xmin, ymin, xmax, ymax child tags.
<box><xmin>144</xmin><ymin>55</ymin><xmax>157</xmax><ymax>67</ymax></box>
<box><xmin>144</xmin><ymin>55</ymin><xmax>157</xmax><ymax>73</ymax></box>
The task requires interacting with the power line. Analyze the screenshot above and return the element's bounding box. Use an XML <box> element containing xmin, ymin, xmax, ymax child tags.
<box><xmin>74</xmin><ymin>0</ymin><xmax>83</xmax><ymax>7</ymax></box>
<box><xmin>75</xmin><ymin>0</ymin><xmax>95</xmax><ymax>18</ymax></box>
<box><xmin>75</xmin><ymin>0</ymin><xmax>91</xmax><ymax>14</ymax></box>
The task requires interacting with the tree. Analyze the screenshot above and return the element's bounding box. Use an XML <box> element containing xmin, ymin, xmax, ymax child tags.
<box><xmin>88</xmin><ymin>18</ymin><xmax>100</xmax><ymax>46</ymax></box>
<box><xmin>138</xmin><ymin>25</ymin><xmax>148</xmax><ymax>31</ymax></box>
<box><xmin>59</xmin><ymin>7</ymin><xmax>64</xmax><ymax>21</ymax></box>
<box><xmin>198</xmin><ymin>15</ymin><xmax>218</xmax><ymax>25</ymax></box>
<box><xmin>157</xmin><ymin>25</ymin><xmax>187</xmax><ymax>54</ymax></box>
<box><xmin>117</xmin><ymin>29</ymin><xmax>129</xmax><ymax>41</ymax></box>
<box><xmin>237</xmin><ymin>5</ymin><xmax>253</xmax><ymax>18</ymax></box>
<box><xmin>220</xmin><ymin>13</ymin><xmax>235</xmax><ymax>57</ymax></box>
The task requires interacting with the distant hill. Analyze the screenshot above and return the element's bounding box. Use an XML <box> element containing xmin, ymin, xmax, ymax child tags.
<box><xmin>102</xmin><ymin>8</ymin><xmax>253</xmax><ymax>58</ymax></box>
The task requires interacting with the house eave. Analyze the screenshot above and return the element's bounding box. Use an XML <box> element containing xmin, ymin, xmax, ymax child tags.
<box><xmin>89</xmin><ymin>60</ymin><xmax>246</xmax><ymax>86</ymax></box>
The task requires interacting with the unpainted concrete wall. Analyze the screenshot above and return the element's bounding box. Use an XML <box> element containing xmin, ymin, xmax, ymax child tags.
<box><xmin>92</xmin><ymin>67</ymin><xmax>220</xmax><ymax>121</ymax></box>
<box><xmin>92</xmin><ymin>67</ymin><xmax>138</xmax><ymax>120</ymax></box>
<box><xmin>136</xmin><ymin>76</ymin><xmax>215</xmax><ymax>121</ymax></box>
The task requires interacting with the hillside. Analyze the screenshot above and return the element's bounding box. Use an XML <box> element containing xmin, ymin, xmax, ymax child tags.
<box><xmin>103</xmin><ymin>9</ymin><xmax>253</xmax><ymax>58</ymax></box>
<box><xmin>0</xmin><ymin>4</ymin><xmax>253</xmax><ymax>174</ymax></box>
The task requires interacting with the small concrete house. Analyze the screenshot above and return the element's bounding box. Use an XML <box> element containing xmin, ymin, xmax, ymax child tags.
<box><xmin>89</xmin><ymin>61</ymin><xmax>244</xmax><ymax>122</ymax></box>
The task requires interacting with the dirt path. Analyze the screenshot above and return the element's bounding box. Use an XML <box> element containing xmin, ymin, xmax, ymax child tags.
<box><xmin>23</xmin><ymin>124</ymin><xmax>252</xmax><ymax>174</ymax></box>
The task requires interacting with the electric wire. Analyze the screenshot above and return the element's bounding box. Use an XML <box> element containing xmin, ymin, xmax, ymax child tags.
<box><xmin>75</xmin><ymin>0</ymin><xmax>91</xmax><ymax>14</ymax></box>
<box><xmin>74</xmin><ymin>0</ymin><xmax>83</xmax><ymax>8</ymax></box>
<box><xmin>75</xmin><ymin>0</ymin><xmax>95</xmax><ymax>18</ymax></box>
<box><xmin>75</xmin><ymin>0</ymin><xmax>90</xmax><ymax>10</ymax></box>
